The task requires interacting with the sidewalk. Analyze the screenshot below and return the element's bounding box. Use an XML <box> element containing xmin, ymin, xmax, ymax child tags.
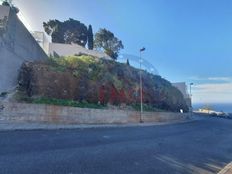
<box><xmin>0</xmin><ymin>119</ymin><xmax>193</xmax><ymax>131</ymax></box>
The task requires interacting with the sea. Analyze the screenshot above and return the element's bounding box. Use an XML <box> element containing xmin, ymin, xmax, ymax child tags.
<box><xmin>193</xmin><ymin>103</ymin><xmax>232</xmax><ymax>114</ymax></box>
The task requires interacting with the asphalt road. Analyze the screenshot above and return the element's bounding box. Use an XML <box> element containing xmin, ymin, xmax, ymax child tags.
<box><xmin>0</xmin><ymin>116</ymin><xmax>232</xmax><ymax>174</ymax></box>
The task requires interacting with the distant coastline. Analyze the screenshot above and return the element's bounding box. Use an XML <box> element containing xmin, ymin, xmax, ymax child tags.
<box><xmin>193</xmin><ymin>103</ymin><xmax>232</xmax><ymax>114</ymax></box>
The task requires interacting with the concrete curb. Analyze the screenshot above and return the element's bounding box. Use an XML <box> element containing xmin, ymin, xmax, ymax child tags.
<box><xmin>0</xmin><ymin>119</ymin><xmax>194</xmax><ymax>131</ymax></box>
<box><xmin>218</xmin><ymin>162</ymin><xmax>232</xmax><ymax>174</ymax></box>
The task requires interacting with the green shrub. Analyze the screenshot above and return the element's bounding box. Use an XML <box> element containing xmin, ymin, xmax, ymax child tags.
<box><xmin>18</xmin><ymin>55</ymin><xmax>189</xmax><ymax>112</ymax></box>
<box><xmin>0</xmin><ymin>92</ymin><xmax>8</xmax><ymax>97</ymax></box>
<box><xmin>32</xmin><ymin>97</ymin><xmax>105</xmax><ymax>109</ymax></box>
<box><xmin>131</xmin><ymin>103</ymin><xmax>165</xmax><ymax>112</ymax></box>
<box><xmin>13</xmin><ymin>91</ymin><xmax>33</xmax><ymax>102</ymax></box>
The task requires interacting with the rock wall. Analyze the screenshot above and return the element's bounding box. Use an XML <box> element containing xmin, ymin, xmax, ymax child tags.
<box><xmin>0</xmin><ymin>5</ymin><xmax>47</xmax><ymax>93</ymax></box>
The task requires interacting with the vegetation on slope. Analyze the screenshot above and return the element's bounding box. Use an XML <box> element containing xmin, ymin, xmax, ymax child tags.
<box><xmin>17</xmin><ymin>55</ymin><xmax>189</xmax><ymax>112</ymax></box>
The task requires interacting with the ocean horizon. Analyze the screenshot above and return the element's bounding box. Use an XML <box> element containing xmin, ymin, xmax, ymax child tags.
<box><xmin>193</xmin><ymin>103</ymin><xmax>232</xmax><ymax>113</ymax></box>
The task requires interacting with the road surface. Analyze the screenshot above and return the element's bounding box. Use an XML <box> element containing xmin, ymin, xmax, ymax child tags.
<box><xmin>0</xmin><ymin>116</ymin><xmax>232</xmax><ymax>174</ymax></box>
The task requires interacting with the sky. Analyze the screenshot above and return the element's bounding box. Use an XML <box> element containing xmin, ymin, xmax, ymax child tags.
<box><xmin>9</xmin><ymin>0</ymin><xmax>232</xmax><ymax>104</ymax></box>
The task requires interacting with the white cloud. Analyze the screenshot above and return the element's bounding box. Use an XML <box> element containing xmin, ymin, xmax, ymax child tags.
<box><xmin>192</xmin><ymin>83</ymin><xmax>232</xmax><ymax>103</ymax></box>
<box><xmin>207</xmin><ymin>77</ymin><xmax>232</xmax><ymax>82</ymax></box>
<box><xmin>188</xmin><ymin>76</ymin><xmax>205</xmax><ymax>81</ymax></box>
<box><xmin>194</xmin><ymin>83</ymin><xmax>232</xmax><ymax>92</ymax></box>
<box><xmin>189</xmin><ymin>76</ymin><xmax>232</xmax><ymax>82</ymax></box>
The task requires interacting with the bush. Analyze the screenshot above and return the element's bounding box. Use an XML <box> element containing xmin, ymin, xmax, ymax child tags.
<box><xmin>18</xmin><ymin>55</ymin><xmax>189</xmax><ymax>112</ymax></box>
<box><xmin>0</xmin><ymin>92</ymin><xmax>8</xmax><ymax>97</ymax></box>
<box><xmin>131</xmin><ymin>103</ymin><xmax>165</xmax><ymax>112</ymax></box>
<box><xmin>32</xmin><ymin>97</ymin><xmax>105</xmax><ymax>109</ymax></box>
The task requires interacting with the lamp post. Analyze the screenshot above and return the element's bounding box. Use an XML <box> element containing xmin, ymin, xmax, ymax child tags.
<box><xmin>139</xmin><ymin>47</ymin><xmax>145</xmax><ymax>123</ymax></box>
<box><xmin>189</xmin><ymin>83</ymin><xmax>193</xmax><ymax>115</ymax></box>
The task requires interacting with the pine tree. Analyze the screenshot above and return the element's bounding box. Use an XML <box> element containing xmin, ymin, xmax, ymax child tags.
<box><xmin>94</xmin><ymin>28</ymin><xmax>124</xmax><ymax>59</ymax></box>
<box><xmin>87</xmin><ymin>25</ymin><xmax>94</xmax><ymax>50</ymax></box>
<box><xmin>126</xmin><ymin>59</ymin><xmax>130</xmax><ymax>66</ymax></box>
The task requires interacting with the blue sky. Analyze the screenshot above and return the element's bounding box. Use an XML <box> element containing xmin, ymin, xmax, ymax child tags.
<box><xmin>11</xmin><ymin>0</ymin><xmax>232</xmax><ymax>103</ymax></box>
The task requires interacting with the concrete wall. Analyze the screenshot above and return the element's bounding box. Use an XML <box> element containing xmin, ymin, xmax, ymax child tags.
<box><xmin>0</xmin><ymin>102</ymin><xmax>189</xmax><ymax>124</ymax></box>
<box><xmin>172</xmin><ymin>82</ymin><xmax>192</xmax><ymax>107</ymax></box>
<box><xmin>31</xmin><ymin>31</ymin><xmax>50</xmax><ymax>54</ymax></box>
<box><xmin>0</xmin><ymin>5</ymin><xmax>47</xmax><ymax>93</ymax></box>
<box><xmin>48</xmin><ymin>42</ymin><xmax>110</xmax><ymax>59</ymax></box>
<box><xmin>172</xmin><ymin>82</ymin><xmax>189</xmax><ymax>99</ymax></box>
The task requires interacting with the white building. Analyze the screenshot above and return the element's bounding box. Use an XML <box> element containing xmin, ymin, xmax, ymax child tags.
<box><xmin>172</xmin><ymin>82</ymin><xmax>192</xmax><ymax>107</ymax></box>
<box><xmin>48</xmin><ymin>42</ymin><xmax>110</xmax><ymax>59</ymax></box>
<box><xmin>31</xmin><ymin>31</ymin><xmax>110</xmax><ymax>59</ymax></box>
<box><xmin>172</xmin><ymin>82</ymin><xmax>189</xmax><ymax>98</ymax></box>
<box><xmin>31</xmin><ymin>31</ymin><xmax>49</xmax><ymax>53</ymax></box>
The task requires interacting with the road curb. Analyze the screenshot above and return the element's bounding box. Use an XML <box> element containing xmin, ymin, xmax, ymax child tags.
<box><xmin>0</xmin><ymin>119</ymin><xmax>194</xmax><ymax>131</ymax></box>
<box><xmin>218</xmin><ymin>162</ymin><xmax>232</xmax><ymax>174</ymax></box>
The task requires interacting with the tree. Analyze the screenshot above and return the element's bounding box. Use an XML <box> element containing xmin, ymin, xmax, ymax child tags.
<box><xmin>2</xmin><ymin>0</ymin><xmax>10</xmax><ymax>6</ymax></box>
<box><xmin>126</xmin><ymin>59</ymin><xmax>130</xmax><ymax>66</ymax></box>
<box><xmin>1</xmin><ymin>0</ymin><xmax>19</xmax><ymax>13</ymax></box>
<box><xmin>43</xmin><ymin>18</ymin><xmax>88</xmax><ymax>47</ymax></box>
<box><xmin>87</xmin><ymin>25</ymin><xmax>93</xmax><ymax>50</ymax></box>
<box><xmin>94</xmin><ymin>28</ymin><xmax>124</xmax><ymax>60</ymax></box>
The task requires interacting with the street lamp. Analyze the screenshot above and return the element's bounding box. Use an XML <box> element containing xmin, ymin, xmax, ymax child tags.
<box><xmin>189</xmin><ymin>83</ymin><xmax>193</xmax><ymax>97</ymax></box>
<box><xmin>189</xmin><ymin>83</ymin><xmax>194</xmax><ymax>115</ymax></box>
<box><xmin>139</xmin><ymin>47</ymin><xmax>145</xmax><ymax>123</ymax></box>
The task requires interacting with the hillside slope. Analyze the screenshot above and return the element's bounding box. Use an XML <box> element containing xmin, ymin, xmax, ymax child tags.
<box><xmin>18</xmin><ymin>56</ymin><xmax>189</xmax><ymax>112</ymax></box>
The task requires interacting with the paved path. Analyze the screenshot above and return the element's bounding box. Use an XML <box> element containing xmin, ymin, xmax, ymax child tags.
<box><xmin>0</xmin><ymin>115</ymin><xmax>232</xmax><ymax>174</ymax></box>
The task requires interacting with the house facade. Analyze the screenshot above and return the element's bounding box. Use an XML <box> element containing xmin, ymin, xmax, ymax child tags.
<box><xmin>31</xmin><ymin>31</ymin><xmax>110</xmax><ymax>59</ymax></box>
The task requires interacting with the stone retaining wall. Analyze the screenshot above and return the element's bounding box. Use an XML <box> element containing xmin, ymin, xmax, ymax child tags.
<box><xmin>0</xmin><ymin>102</ymin><xmax>189</xmax><ymax>124</ymax></box>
